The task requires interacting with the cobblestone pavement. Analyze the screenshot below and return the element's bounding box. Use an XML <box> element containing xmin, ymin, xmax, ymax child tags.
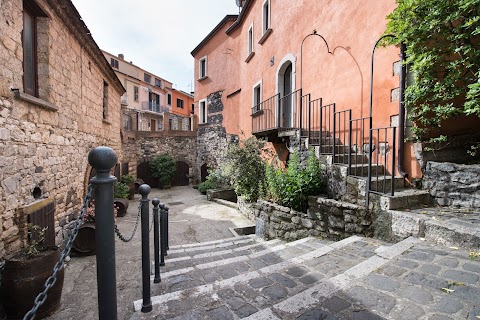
<box><xmin>129</xmin><ymin>233</ymin><xmax>480</xmax><ymax>320</ymax></box>
<box><xmin>40</xmin><ymin>186</ymin><xmax>479</xmax><ymax>319</ymax></box>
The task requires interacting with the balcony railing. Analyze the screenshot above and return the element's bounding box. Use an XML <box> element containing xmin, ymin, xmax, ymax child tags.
<box><xmin>141</xmin><ymin>101</ymin><xmax>169</xmax><ymax>113</ymax></box>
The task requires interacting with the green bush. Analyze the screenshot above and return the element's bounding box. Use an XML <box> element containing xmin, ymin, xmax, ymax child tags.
<box><xmin>266</xmin><ymin>149</ymin><xmax>325</xmax><ymax>212</ymax></box>
<box><xmin>198</xmin><ymin>180</ymin><xmax>216</xmax><ymax>194</ymax></box>
<box><xmin>222</xmin><ymin>136</ymin><xmax>268</xmax><ymax>202</ymax></box>
<box><xmin>120</xmin><ymin>174</ymin><xmax>135</xmax><ymax>184</ymax></box>
<box><xmin>114</xmin><ymin>182</ymin><xmax>130</xmax><ymax>199</ymax></box>
<box><xmin>150</xmin><ymin>154</ymin><xmax>176</xmax><ymax>188</ymax></box>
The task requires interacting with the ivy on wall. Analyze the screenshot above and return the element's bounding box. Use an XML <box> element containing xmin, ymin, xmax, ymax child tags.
<box><xmin>385</xmin><ymin>0</ymin><xmax>480</xmax><ymax>142</ymax></box>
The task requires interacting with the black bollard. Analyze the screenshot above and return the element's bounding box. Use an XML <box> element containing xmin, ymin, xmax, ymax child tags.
<box><xmin>159</xmin><ymin>203</ymin><xmax>166</xmax><ymax>266</ymax></box>
<box><xmin>139</xmin><ymin>184</ymin><xmax>152</xmax><ymax>313</ymax></box>
<box><xmin>165</xmin><ymin>205</ymin><xmax>169</xmax><ymax>252</ymax></box>
<box><xmin>152</xmin><ymin>198</ymin><xmax>161</xmax><ymax>283</ymax></box>
<box><xmin>88</xmin><ymin>146</ymin><xmax>118</xmax><ymax>320</ymax></box>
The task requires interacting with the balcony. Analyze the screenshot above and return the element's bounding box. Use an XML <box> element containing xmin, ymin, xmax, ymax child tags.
<box><xmin>251</xmin><ymin>89</ymin><xmax>307</xmax><ymax>141</ymax></box>
<box><xmin>141</xmin><ymin>101</ymin><xmax>169</xmax><ymax>113</ymax></box>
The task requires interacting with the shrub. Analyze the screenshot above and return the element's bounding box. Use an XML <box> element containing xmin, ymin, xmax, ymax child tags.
<box><xmin>150</xmin><ymin>154</ymin><xmax>176</xmax><ymax>188</ymax></box>
<box><xmin>265</xmin><ymin>149</ymin><xmax>325</xmax><ymax>212</ymax></box>
<box><xmin>198</xmin><ymin>169</ymin><xmax>230</xmax><ymax>194</ymax></box>
<box><xmin>114</xmin><ymin>182</ymin><xmax>129</xmax><ymax>199</ymax></box>
<box><xmin>198</xmin><ymin>180</ymin><xmax>216</xmax><ymax>194</ymax></box>
<box><xmin>222</xmin><ymin>136</ymin><xmax>268</xmax><ymax>202</ymax></box>
<box><xmin>120</xmin><ymin>174</ymin><xmax>135</xmax><ymax>184</ymax></box>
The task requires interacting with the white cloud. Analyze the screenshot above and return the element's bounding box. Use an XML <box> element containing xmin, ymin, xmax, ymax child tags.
<box><xmin>72</xmin><ymin>0</ymin><xmax>240</xmax><ymax>92</ymax></box>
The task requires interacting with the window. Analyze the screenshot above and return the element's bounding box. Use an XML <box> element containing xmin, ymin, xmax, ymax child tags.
<box><xmin>252</xmin><ymin>80</ymin><xmax>262</xmax><ymax>113</ymax></box>
<box><xmin>199</xmin><ymin>99</ymin><xmax>207</xmax><ymax>124</ymax></box>
<box><xmin>110</xmin><ymin>58</ymin><xmax>119</xmax><ymax>69</ymax></box>
<box><xmin>23</xmin><ymin>5</ymin><xmax>38</xmax><ymax>96</ymax></box>
<box><xmin>167</xmin><ymin>93</ymin><xmax>172</xmax><ymax>105</ymax></box>
<box><xmin>262</xmin><ymin>0</ymin><xmax>270</xmax><ymax>34</ymax></box>
<box><xmin>177</xmin><ymin>98</ymin><xmax>184</xmax><ymax>109</ymax></box>
<box><xmin>191</xmin><ymin>103</ymin><xmax>195</xmax><ymax>114</ymax></box>
<box><xmin>199</xmin><ymin>56</ymin><xmax>207</xmax><ymax>79</ymax></box>
<box><xmin>133</xmin><ymin>86</ymin><xmax>139</xmax><ymax>102</ymax></box>
<box><xmin>155</xmin><ymin>78</ymin><xmax>162</xmax><ymax>88</ymax></box>
<box><xmin>248</xmin><ymin>23</ymin><xmax>254</xmax><ymax>55</ymax></box>
<box><xmin>144</xmin><ymin>73</ymin><xmax>151</xmax><ymax>83</ymax></box>
<box><xmin>103</xmin><ymin>81</ymin><xmax>109</xmax><ymax>120</ymax></box>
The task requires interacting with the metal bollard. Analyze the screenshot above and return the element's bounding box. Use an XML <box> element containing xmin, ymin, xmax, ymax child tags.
<box><xmin>152</xmin><ymin>198</ymin><xmax>161</xmax><ymax>283</ymax></box>
<box><xmin>139</xmin><ymin>184</ymin><xmax>152</xmax><ymax>313</ymax></box>
<box><xmin>88</xmin><ymin>146</ymin><xmax>118</xmax><ymax>320</ymax></box>
<box><xmin>159</xmin><ymin>203</ymin><xmax>166</xmax><ymax>266</ymax></box>
<box><xmin>165</xmin><ymin>205</ymin><xmax>169</xmax><ymax>252</ymax></box>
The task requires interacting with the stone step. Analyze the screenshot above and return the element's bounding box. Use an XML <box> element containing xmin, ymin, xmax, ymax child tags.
<box><xmin>385</xmin><ymin>208</ymin><xmax>480</xmax><ymax>250</ymax></box>
<box><xmin>156</xmin><ymin>237</ymin><xmax>317</xmax><ymax>280</ymax></box>
<box><xmin>337</xmin><ymin>163</ymin><xmax>385</xmax><ymax>176</ymax></box>
<box><xmin>378</xmin><ymin>188</ymin><xmax>431</xmax><ymax>210</ymax></box>
<box><xmin>212</xmin><ymin>198</ymin><xmax>238</xmax><ymax>209</ymax></box>
<box><xmin>346</xmin><ymin>175</ymin><xmax>405</xmax><ymax>195</ymax></box>
<box><xmin>166</xmin><ymin>234</ymin><xmax>258</xmax><ymax>258</ymax></box>
<box><xmin>333</xmin><ymin>153</ymin><xmax>369</xmax><ymax>166</ymax></box>
<box><xmin>130</xmin><ymin>237</ymin><xmax>426</xmax><ymax>319</ymax></box>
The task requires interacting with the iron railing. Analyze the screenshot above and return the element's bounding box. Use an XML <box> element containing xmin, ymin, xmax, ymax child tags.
<box><xmin>308</xmin><ymin>102</ymin><xmax>336</xmax><ymax>155</ymax></box>
<box><xmin>278</xmin><ymin>89</ymin><xmax>302</xmax><ymax>130</ymax></box>
<box><xmin>349</xmin><ymin>116</ymin><xmax>371</xmax><ymax>177</ymax></box>
<box><xmin>332</xmin><ymin>109</ymin><xmax>352</xmax><ymax>168</ymax></box>
<box><xmin>252</xmin><ymin>93</ymin><xmax>279</xmax><ymax>133</ymax></box>
<box><xmin>367</xmin><ymin>126</ymin><xmax>397</xmax><ymax>196</ymax></box>
<box><xmin>141</xmin><ymin>102</ymin><xmax>169</xmax><ymax>113</ymax></box>
<box><xmin>299</xmin><ymin>93</ymin><xmax>310</xmax><ymax>138</ymax></box>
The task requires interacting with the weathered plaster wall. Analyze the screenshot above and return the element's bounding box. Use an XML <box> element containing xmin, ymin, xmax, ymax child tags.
<box><xmin>423</xmin><ymin>161</ymin><xmax>480</xmax><ymax>209</ymax></box>
<box><xmin>0</xmin><ymin>0</ymin><xmax>123</xmax><ymax>258</ymax></box>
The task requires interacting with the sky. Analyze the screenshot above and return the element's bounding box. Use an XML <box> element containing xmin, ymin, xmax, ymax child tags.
<box><xmin>71</xmin><ymin>0</ymin><xmax>240</xmax><ymax>93</ymax></box>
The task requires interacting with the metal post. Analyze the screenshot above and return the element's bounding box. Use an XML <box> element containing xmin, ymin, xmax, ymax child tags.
<box><xmin>139</xmin><ymin>184</ymin><xmax>152</xmax><ymax>313</ymax></box>
<box><xmin>165</xmin><ymin>205</ymin><xmax>169</xmax><ymax>251</ymax></box>
<box><xmin>88</xmin><ymin>146</ymin><xmax>118</xmax><ymax>320</ymax></box>
<box><xmin>159</xmin><ymin>204</ymin><xmax>166</xmax><ymax>266</ymax></box>
<box><xmin>152</xmin><ymin>198</ymin><xmax>161</xmax><ymax>284</ymax></box>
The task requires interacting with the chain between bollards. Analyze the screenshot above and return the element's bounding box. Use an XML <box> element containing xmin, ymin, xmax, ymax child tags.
<box><xmin>152</xmin><ymin>198</ymin><xmax>161</xmax><ymax>284</ymax></box>
<box><xmin>139</xmin><ymin>184</ymin><xmax>152</xmax><ymax>313</ymax></box>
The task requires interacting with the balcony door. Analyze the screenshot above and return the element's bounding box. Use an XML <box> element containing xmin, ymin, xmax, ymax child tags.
<box><xmin>277</xmin><ymin>58</ymin><xmax>295</xmax><ymax>128</ymax></box>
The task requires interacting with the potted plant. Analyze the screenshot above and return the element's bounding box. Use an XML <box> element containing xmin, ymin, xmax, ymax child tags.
<box><xmin>113</xmin><ymin>182</ymin><xmax>130</xmax><ymax>217</ymax></box>
<box><xmin>1</xmin><ymin>224</ymin><xmax>65</xmax><ymax>319</ymax></box>
<box><xmin>120</xmin><ymin>174</ymin><xmax>136</xmax><ymax>200</ymax></box>
<box><xmin>72</xmin><ymin>201</ymin><xmax>118</xmax><ymax>255</ymax></box>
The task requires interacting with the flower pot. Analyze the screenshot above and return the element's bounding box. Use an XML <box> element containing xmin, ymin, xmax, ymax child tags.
<box><xmin>1</xmin><ymin>247</ymin><xmax>65</xmax><ymax>320</ymax></box>
<box><xmin>72</xmin><ymin>222</ymin><xmax>96</xmax><ymax>255</ymax></box>
<box><xmin>114</xmin><ymin>198</ymin><xmax>129</xmax><ymax>217</ymax></box>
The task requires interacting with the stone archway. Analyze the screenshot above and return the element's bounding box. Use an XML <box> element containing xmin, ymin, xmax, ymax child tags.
<box><xmin>200</xmin><ymin>163</ymin><xmax>209</xmax><ymax>182</ymax></box>
<box><xmin>136</xmin><ymin>161</ymin><xmax>159</xmax><ymax>188</ymax></box>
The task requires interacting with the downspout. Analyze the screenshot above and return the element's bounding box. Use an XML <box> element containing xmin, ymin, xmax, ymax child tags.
<box><xmin>397</xmin><ymin>43</ymin><xmax>408</xmax><ymax>180</ymax></box>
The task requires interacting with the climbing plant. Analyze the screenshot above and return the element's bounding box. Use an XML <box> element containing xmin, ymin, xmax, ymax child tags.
<box><xmin>384</xmin><ymin>0</ymin><xmax>480</xmax><ymax>143</ymax></box>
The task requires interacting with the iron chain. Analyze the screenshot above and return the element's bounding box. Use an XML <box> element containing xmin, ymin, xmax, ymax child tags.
<box><xmin>114</xmin><ymin>202</ymin><xmax>141</xmax><ymax>242</ymax></box>
<box><xmin>23</xmin><ymin>185</ymin><xmax>94</xmax><ymax>320</ymax></box>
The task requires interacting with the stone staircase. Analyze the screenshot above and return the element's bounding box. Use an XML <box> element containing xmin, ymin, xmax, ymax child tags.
<box><xmin>129</xmin><ymin>234</ymin><xmax>480</xmax><ymax>319</ymax></box>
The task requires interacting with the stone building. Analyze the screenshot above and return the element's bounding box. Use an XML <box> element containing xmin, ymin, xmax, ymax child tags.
<box><xmin>0</xmin><ymin>0</ymin><xmax>125</xmax><ymax>258</ymax></box>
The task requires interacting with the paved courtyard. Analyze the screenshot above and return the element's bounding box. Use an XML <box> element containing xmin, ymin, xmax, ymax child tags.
<box><xmin>37</xmin><ymin>186</ymin><xmax>480</xmax><ymax>319</ymax></box>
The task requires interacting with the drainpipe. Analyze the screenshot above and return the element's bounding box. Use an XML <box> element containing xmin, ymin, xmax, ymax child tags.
<box><xmin>397</xmin><ymin>43</ymin><xmax>408</xmax><ymax>180</ymax></box>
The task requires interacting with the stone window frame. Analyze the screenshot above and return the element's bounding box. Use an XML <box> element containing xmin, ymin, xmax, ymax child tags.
<box><xmin>134</xmin><ymin>85</ymin><xmax>139</xmax><ymax>102</ymax></box>
<box><xmin>245</xmin><ymin>22</ymin><xmax>255</xmax><ymax>62</ymax></box>
<box><xmin>252</xmin><ymin>79</ymin><xmax>262</xmax><ymax>112</ymax></box>
<box><xmin>259</xmin><ymin>0</ymin><xmax>273</xmax><ymax>45</ymax></box>
<box><xmin>199</xmin><ymin>98</ymin><xmax>207</xmax><ymax>124</ymax></box>
<box><xmin>14</xmin><ymin>1</ymin><xmax>57</xmax><ymax>111</ymax></box>
<box><xmin>199</xmin><ymin>56</ymin><xmax>208</xmax><ymax>80</ymax></box>
<box><xmin>102</xmin><ymin>80</ymin><xmax>109</xmax><ymax>120</ymax></box>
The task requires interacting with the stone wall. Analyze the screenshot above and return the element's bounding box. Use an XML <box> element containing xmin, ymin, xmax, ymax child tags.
<box><xmin>196</xmin><ymin>91</ymin><xmax>238</xmax><ymax>180</ymax></box>
<box><xmin>422</xmin><ymin>161</ymin><xmax>480</xmax><ymax>208</ymax></box>
<box><xmin>242</xmin><ymin>197</ymin><xmax>371</xmax><ymax>242</ymax></box>
<box><xmin>0</xmin><ymin>0</ymin><xmax>124</xmax><ymax>258</ymax></box>
<box><xmin>121</xmin><ymin>130</ymin><xmax>197</xmax><ymax>181</ymax></box>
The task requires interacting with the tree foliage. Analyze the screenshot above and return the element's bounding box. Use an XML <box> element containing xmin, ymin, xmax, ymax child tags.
<box><xmin>150</xmin><ymin>154</ymin><xmax>176</xmax><ymax>188</ymax></box>
<box><xmin>222</xmin><ymin>136</ymin><xmax>268</xmax><ymax>202</ymax></box>
<box><xmin>385</xmin><ymin>0</ymin><xmax>480</xmax><ymax>140</ymax></box>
